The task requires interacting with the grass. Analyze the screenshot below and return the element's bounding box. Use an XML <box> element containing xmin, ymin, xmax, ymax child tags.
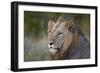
<box><xmin>24</xmin><ymin>35</ymin><xmax>50</xmax><ymax>62</ymax></box>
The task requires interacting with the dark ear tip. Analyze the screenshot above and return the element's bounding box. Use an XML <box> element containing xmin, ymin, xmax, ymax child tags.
<box><xmin>68</xmin><ymin>24</ymin><xmax>75</xmax><ymax>32</ymax></box>
<box><xmin>69</xmin><ymin>26</ymin><xmax>72</xmax><ymax>32</ymax></box>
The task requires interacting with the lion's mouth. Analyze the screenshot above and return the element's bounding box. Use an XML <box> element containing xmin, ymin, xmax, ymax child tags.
<box><xmin>54</xmin><ymin>48</ymin><xmax>60</xmax><ymax>50</ymax></box>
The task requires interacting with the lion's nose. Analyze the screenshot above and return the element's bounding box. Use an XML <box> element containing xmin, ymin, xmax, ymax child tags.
<box><xmin>49</xmin><ymin>43</ymin><xmax>53</xmax><ymax>45</ymax></box>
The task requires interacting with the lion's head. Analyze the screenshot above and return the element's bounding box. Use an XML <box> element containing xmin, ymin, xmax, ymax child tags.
<box><xmin>48</xmin><ymin>16</ymin><xmax>79</xmax><ymax>60</ymax></box>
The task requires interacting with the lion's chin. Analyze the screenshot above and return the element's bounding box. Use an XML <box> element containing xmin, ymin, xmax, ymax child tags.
<box><xmin>49</xmin><ymin>48</ymin><xmax>60</xmax><ymax>54</ymax></box>
<box><xmin>49</xmin><ymin>48</ymin><xmax>57</xmax><ymax>54</ymax></box>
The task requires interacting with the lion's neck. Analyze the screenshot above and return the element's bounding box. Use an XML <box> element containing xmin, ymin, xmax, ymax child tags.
<box><xmin>64</xmin><ymin>35</ymin><xmax>90</xmax><ymax>59</ymax></box>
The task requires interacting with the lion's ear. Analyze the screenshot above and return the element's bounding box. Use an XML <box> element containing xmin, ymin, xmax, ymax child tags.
<box><xmin>68</xmin><ymin>23</ymin><xmax>74</xmax><ymax>32</ymax></box>
<box><xmin>48</xmin><ymin>20</ymin><xmax>55</xmax><ymax>31</ymax></box>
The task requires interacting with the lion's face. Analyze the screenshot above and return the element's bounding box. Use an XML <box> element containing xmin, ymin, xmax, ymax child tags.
<box><xmin>48</xmin><ymin>17</ymin><xmax>74</xmax><ymax>54</ymax></box>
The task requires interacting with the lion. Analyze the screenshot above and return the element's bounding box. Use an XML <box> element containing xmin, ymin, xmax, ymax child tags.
<box><xmin>48</xmin><ymin>16</ymin><xmax>90</xmax><ymax>60</ymax></box>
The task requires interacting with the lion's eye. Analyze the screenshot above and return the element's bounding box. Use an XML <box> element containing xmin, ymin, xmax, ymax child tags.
<box><xmin>55</xmin><ymin>32</ymin><xmax>62</xmax><ymax>37</ymax></box>
<box><xmin>58</xmin><ymin>32</ymin><xmax>62</xmax><ymax>36</ymax></box>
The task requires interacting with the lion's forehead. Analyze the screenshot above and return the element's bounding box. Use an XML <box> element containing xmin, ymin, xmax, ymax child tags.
<box><xmin>51</xmin><ymin>23</ymin><xmax>64</xmax><ymax>33</ymax></box>
<box><xmin>48</xmin><ymin>24</ymin><xmax>64</xmax><ymax>36</ymax></box>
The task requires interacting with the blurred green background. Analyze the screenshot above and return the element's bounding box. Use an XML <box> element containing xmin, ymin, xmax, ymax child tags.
<box><xmin>24</xmin><ymin>11</ymin><xmax>90</xmax><ymax>62</ymax></box>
